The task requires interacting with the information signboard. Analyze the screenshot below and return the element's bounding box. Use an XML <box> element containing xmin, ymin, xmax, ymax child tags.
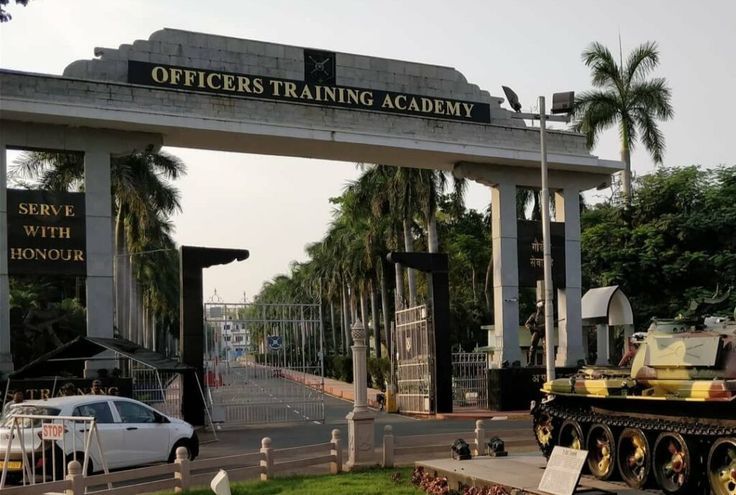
<box><xmin>6</xmin><ymin>189</ymin><xmax>86</xmax><ymax>276</ymax></box>
<box><xmin>538</xmin><ymin>446</ymin><xmax>588</xmax><ymax>495</ymax></box>
<box><xmin>517</xmin><ymin>219</ymin><xmax>566</xmax><ymax>288</ymax></box>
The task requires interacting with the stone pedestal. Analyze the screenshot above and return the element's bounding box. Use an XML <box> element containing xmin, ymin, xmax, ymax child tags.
<box><xmin>346</xmin><ymin>320</ymin><xmax>375</xmax><ymax>470</ymax></box>
<box><xmin>346</xmin><ymin>408</ymin><xmax>376</xmax><ymax>468</ymax></box>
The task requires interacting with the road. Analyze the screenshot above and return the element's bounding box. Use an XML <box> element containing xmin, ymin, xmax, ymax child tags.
<box><xmin>199</xmin><ymin>373</ymin><xmax>536</xmax><ymax>459</ymax></box>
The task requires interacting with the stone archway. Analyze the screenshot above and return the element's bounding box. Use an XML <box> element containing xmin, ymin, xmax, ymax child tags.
<box><xmin>0</xmin><ymin>28</ymin><xmax>621</xmax><ymax>373</ymax></box>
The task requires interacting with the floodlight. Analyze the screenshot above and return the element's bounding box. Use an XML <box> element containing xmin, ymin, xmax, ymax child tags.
<box><xmin>487</xmin><ymin>436</ymin><xmax>508</xmax><ymax>457</ymax></box>
<box><xmin>551</xmin><ymin>91</ymin><xmax>575</xmax><ymax>114</ymax></box>
<box><xmin>502</xmin><ymin>86</ymin><xmax>522</xmax><ymax>112</ymax></box>
<box><xmin>451</xmin><ymin>438</ymin><xmax>472</xmax><ymax>460</ymax></box>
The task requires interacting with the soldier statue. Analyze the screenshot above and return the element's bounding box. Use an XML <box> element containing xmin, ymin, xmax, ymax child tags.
<box><xmin>525</xmin><ymin>300</ymin><xmax>545</xmax><ymax>366</ymax></box>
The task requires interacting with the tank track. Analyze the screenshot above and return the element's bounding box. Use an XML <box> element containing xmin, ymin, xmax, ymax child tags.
<box><xmin>531</xmin><ymin>397</ymin><xmax>736</xmax><ymax>457</ymax></box>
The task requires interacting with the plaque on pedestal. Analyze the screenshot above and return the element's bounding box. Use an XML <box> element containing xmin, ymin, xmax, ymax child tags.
<box><xmin>538</xmin><ymin>446</ymin><xmax>588</xmax><ymax>495</ymax></box>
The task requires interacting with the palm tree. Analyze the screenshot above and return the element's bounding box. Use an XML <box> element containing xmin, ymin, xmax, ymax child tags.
<box><xmin>12</xmin><ymin>147</ymin><xmax>185</xmax><ymax>346</ymax></box>
<box><xmin>573</xmin><ymin>41</ymin><xmax>673</xmax><ymax>206</ymax></box>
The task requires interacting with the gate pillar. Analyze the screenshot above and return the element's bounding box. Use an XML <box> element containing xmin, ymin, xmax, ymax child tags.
<box><xmin>0</xmin><ymin>143</ymin><xmax>11</xmax><ymax>372</ymax></box>
<box><xmin>554</xmin><ymin>189</ymin><xmax>585</xmax><ymax>366</ymax></box>
<box><xmin>490</xmin><ymin>182</ymin><xmax>524</xmax><ymax>367</ymax></box>
<box><xmin>84</xmin><ymin>147</ymin><xmax>114</xmax><ymax>340</ymax></box>
<box><xmin>180</xmin><ymin>246</ymin><xmax>249</xmax><ymax>425</ymax></box>
<box><xmin>346</xmin><ymin>320</ymin><xmax>375</xmax><ymax>469</ymax></box>
<box><xmin>387</xmin><ymin>252</ymin><xmax>452</xmax><ymax>414</ymax></box>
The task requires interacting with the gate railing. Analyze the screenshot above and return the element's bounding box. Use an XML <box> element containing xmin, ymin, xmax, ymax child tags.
<box><xmin>395</xmin><ymin>305</ymin><xmax>434</xmax><ymax>414</ymax></box>
<box><xmin>0</xmin><ymin>413</ymin><xmax>109</xmax><ymax>488</ymax></box>
<box><xmin>203</xmin><ymin>302</ymin><xmax>325</xmax><ymax>427</ymax></box>
<box><xmin>451</xmin><ymin>352</ymin><xmax>488</xmax><ymax>409</ymax></box>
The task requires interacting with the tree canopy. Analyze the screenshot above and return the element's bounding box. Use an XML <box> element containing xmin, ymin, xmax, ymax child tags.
<box><xmin>582</xmin><ymin>165</ymin><xmax>736</xmax><ymax>326</ymax></box>
<box><xmin>573</xmin><ymin>41</ymin><xmax>673</xmax><ymax>206</ymax></box>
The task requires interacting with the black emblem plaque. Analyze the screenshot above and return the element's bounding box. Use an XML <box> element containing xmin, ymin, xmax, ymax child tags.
<box><xmin>304</xmin><ymin>49</ymin><xmax>336</xmax><ymax>85</ymax></box>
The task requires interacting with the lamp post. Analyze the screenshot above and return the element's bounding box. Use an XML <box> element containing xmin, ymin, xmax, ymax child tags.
<box><xmin>501</xmin><ymin>87</ymin><xmax>574</xmax><ymax>382</ymax></box>
<box><xmin>538</xmin><ymin>95</ymin><xmax>555</xmax><ymax>383</ymax></box>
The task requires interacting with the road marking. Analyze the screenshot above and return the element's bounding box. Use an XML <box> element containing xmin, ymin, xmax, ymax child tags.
<box><xmin>491</xmin><ymin>416</ymin><xmax>508</xmax><ymax>421</ymax></box>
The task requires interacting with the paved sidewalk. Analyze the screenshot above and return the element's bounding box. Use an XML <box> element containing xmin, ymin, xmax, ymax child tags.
<box><xmin>281</xmin><ymin>369</ymin><xmax>529</xmax><ymax>420</ymax></box>
<box><xmin>280</xmin><ymin>368</ymin><xmax>384</xmax><ymax>408</ymax></box>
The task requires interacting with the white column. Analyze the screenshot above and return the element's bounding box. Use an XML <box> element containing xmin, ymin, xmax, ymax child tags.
<box><xmin>84</xmin><ymin>148</ymin><xmax>114</xmax><ymax>339</ymax></box>
<box><xmin>595</xmin><ymin>323</ymin><xmax>610</xmax><ymax>365</ymax></box>
<box><xmin>0</xmin><ymin>143</ymin><xmax>12</xmax><ymax>372</ymax></box>
<box><xmin>491</xmin><ymin>182</ymin><xmax>523</xmax><ymax>366</ymax></box>
<box><xmin>554</xmin><ymin>189</ymin><xmax>585</xmax><ymax>367</ymax></box>
<box><xmin>346</xmin><ymin>320</ymin><xmax>375</xmax><ymax>469</ymax></box>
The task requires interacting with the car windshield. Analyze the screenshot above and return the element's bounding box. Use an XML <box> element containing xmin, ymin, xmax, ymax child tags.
<box><xmin>1</xmin><ymin>405</ymin><xmax>62</xmax><ymax>428</ymax></box>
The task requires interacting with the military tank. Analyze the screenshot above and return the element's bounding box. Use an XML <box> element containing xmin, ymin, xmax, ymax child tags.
<box><xmin>531</xmin><ymin>309</ymin><xmax>736</xmax><ymax>495</ymax></box>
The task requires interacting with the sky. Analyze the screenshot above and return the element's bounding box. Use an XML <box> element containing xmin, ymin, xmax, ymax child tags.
<box><xmin>1</xmin><ymin>0</ymin><xmax>735</xmax><ymax>302</ymax></box>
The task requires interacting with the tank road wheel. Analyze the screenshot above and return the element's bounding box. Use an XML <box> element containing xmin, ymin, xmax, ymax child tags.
<box><xmin>558</xmin><ymin>419</ymin><xmax>584</xmax><ymax>451</ymax></box>
<box><xmin>707</xmin><ymin>437</ymin><xmax>736</xmax><ymax>495</ymax></box>
<box><xmin>586</xmin><ymin>423</ymin><xmax>616</xmax><ymax>480</ymax></box>
<box><xmin>617</xmin><ymin>427</ymin><xmax>651</xmax><ymax>489</ymax></box>
<box><xmin>653</xmin><ymin>432</ymin><xmax>698</xmax><ymax>495</ymax></box>
<box><xmin>532</xmin><ymin>410</ymin><xmax>555</xmax><ymax>458</ymax></box>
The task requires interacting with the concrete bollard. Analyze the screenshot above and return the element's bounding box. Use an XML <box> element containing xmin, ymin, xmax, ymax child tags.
<box><xmin>330</xmin><ymin>429</ymin><xmax>343</xmax><ymax>474</ymax></box>
<box><xmin>260</xmin><ymin>437</ymin><xmax>273</xmax><ymax>480</ymax></box>
<box><xmin>65</xmin><ymin>460</ymin><xmax>83</xmax><ymax>495</ymax></box>
<box><xmin>383</xmin><ymin>425</ymin><xmax>394</xmax><ymax>468</ymax></box>
<box><xmin>474</xmin><ymin>420</ymin><xmax>486</xmax><ymax>456</ymax></box>
<box><xmin>174</xmin><ymin>446</ymin><xmax>190</xmax><ymax>493</ymax></box>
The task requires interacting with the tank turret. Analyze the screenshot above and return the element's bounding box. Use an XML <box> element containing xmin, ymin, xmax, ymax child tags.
<box><xmin>531</xmin><ymin>307</ymin><xmax>736</xmax><ymax>495</ymax></box>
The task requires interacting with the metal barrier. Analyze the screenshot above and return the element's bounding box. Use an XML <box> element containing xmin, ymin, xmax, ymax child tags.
<box><xmin>451</xmin><ymin>352</ymin><xmax>489</xmax><ymax>409</ymax></box>
<box><xmin>130</xmin><ymin>365</ymin><xmax>183</xmax><ymax>419</ymax></box>
<box><xmin>204</xmin><ymin>302</ymin><xmax>325</xmax><ymax>427</ymax></box>
<box><xmin>0</xmin><ymin>412</ymin><xmax>109</xmax><ymax>488</ymax></box>
<box><xmin>208</xmin><ymin>362</ymin><xmax>324</xmax><ymax>426</ymax></box>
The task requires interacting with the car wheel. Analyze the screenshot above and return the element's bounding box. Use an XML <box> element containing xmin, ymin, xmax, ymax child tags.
<box><xmin>168</xmin><ymin>439</ymin><xmax>193</xmax><ymax>463</ymax></box>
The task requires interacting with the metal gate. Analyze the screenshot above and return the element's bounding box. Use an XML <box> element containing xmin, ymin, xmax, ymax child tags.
<box><xmin>452</xmin><ymin>352</ymin><xmax>488</xmax><ymax>409</ymax></box>
<box><xmin>203</xmin><ymin>302</ymin><xmax>325</xmax><ymax>426</ymax></box>
<box><xmin>395</xmin><ymin>305</ymin><xmax>434</xmax><ymax>414</ymax></box>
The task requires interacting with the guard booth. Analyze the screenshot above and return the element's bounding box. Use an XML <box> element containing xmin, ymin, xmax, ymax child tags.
<box><xmin>4</xmin><ymin>336</ymin><xmax>196</xmax><ymax>420</ymax></box>
<box><xmin>581</xmin><ymin>285</ymin><xmax>634</xmax><ymax>365</ymax></box>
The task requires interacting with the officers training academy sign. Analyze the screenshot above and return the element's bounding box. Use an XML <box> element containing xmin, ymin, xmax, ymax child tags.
<box><xmin>127</xmin><ymin>52</ymin><xmax>491</xmax><ymax>124</ymax></box>
<box><xmin>7</xmin><ymin>189</ymin><xmax>86</xmax><ymax>276</ymax></box>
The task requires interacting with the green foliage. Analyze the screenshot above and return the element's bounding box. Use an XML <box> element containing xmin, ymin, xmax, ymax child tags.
<box><xmin>436</xmin><ymin>197</ymin><xmax>492</xmax><ymax>350</ymax></box>
<box><xmin>323</xmin><ymin>354</ymin><xmax>351</xmax><ymax>382</ymax></box>
<box><xmin>573</xmin><ymin>40</ymin><xmax>673</xmax><ymax>204</ymax></box>
<box><xmin>156</xmin><ymin>467</ymin><xmax>419</xmax><ymax>495</ymax></box>
<box><xmin>582</xmin><ymin>165</ymin><xmax>736</xmax><ymax>327</ymax></box>
<box><xmin>367</xmin><ymin>356</ymin><xmax>390</xmax><ymax>390</ymax></box>
<box><xmin>9</xmin><ymin>276</ymin><xmax>86</xmax><ymax>368</ymax></box>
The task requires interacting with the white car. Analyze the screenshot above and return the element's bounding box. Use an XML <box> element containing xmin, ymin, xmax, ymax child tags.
<box><xmin>0</xmin><ymin>395</ymin><xmax>198</xmax><ymax>481</ymax></box>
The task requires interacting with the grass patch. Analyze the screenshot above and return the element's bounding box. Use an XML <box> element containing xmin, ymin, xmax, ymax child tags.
<box><xmin>158</xmin><ymin>467</ymin><xmax>421</xmax><ymax>495</ymax></box>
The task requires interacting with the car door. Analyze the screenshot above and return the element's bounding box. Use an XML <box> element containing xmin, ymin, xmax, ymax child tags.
<box><xmin>112</xmin><ymin>400</ymin><xmax>170</xmax><ymax>465</ymax></box>
<box><xmin>71</xmin><ymin>401</ymin><xmax>125</xmax><ymax>470</ymax></box>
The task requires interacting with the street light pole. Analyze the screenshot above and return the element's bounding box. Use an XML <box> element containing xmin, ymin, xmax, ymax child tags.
<box><xmin>503</xmin><ymin>87</ymin><xmax>573</xmax><ymax>382</ymax></box>
<box><xmin>538</xmin><ymin>96</ymin><xmax>555</xmax><ymax>382</ymax></box>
